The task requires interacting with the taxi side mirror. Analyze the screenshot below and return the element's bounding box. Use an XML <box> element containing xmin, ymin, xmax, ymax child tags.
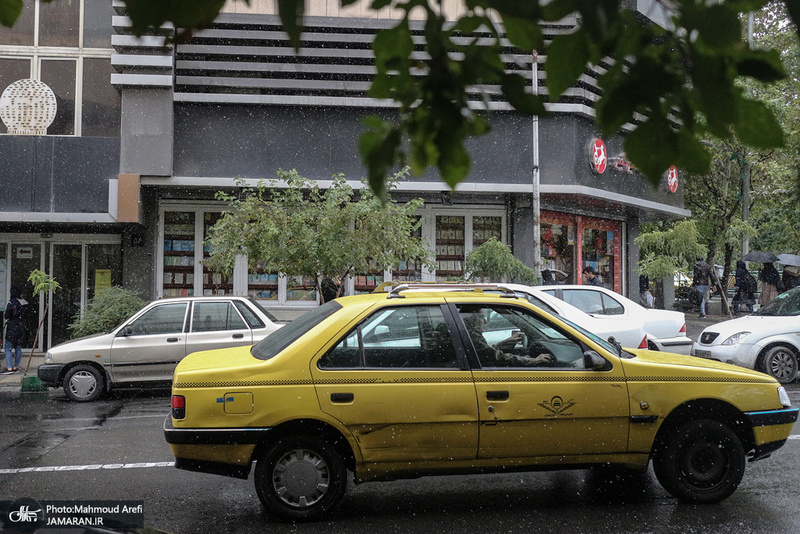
<box><xmin>583</xmin><ymin>350</ymin><xmax>607</xmax><ymax>371</ymax></box>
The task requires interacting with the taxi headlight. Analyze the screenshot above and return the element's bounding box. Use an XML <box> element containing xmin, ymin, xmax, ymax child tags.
<box><xmin>721</xmin><ymin>332</ymin><xmax>751</xmax><ymax>345</ymax></box>
<box><xmin>45</xmin><ymin>351</ymin><xmax>53</xmax><ymax>363</ymax></box>
<box><xmin>778</xmin><ymin>386</ymin><xmax>792</xmax><ymax>408</ymax></box>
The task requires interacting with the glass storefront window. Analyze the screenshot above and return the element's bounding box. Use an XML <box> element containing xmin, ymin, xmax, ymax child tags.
<box><xmin>82</xmin><ymin>58</ymin><xmax>121</xmax><ymax>137</ymax></box>
<box><xmin>0</xmin><ymin>58</ymin><xmax>31</xmax><ymax>94</ymax></box>
<box><xmin>286</xmin><ymin>275</ymin><xmax>317</xmax><ymax>301</ymax></box>
<box><xmin>38</xmin><ymin>0</ymin><xmax>80</xmax><ymax>47</ymax></box>
<box><xmin>202</xmin><ymin>212</ymin><xmax>232</xmax><ymax>296</ymax></box>
<box><xmin>541</xmin><ymin>222</ymin><xmax>575</xmax><ymax>285</ymax></box>
<box><xmin>40</xmin><ymin>59</ymin><xmax>76</xmax><ymax>136</ymax></box>
<box><xmin>163</xmin><ymin>211</ymin><xmax>196</xmax><ymax>297</ymax></box>
<box><xmin>391</xmin><ymin>215</ymin><xmax>423</xmax><ymax>284</ymax></box>
<box><xmin>435</xmin><ymin>215</ymin><xmax>465</xmax><ymax>282</ymax></box>
<box><xmin>0</xmin><ymin>1</ymin><xmax>34</xmax><ymax>46</ymax></box>
<box><xmin>83</xmin><ymin>0</ymin><xmax>115</xmax><ymax>48</ymax></box>
<box><xmin>248</xmin><ymin>261</ymin><xmax>279</xmax><ymax>300</ymax></box>
<box><xmin>472</xmin><ymin>216</ymin><xmax>502</xmax><ymax>247</ymax></box>
<box><xmin>86</xmin><ymin>244</ymin><xmax>122</xmax><ymax>300</ymax></box>
<box><xmin>582</xmin><ymin>228</ymin><xmax>615</xmax><ymax>289</ymax></box>
<box><xmin>353</xmin><ymin>264</ymin><xmax>384</xmax><ymax>295</ymax></box>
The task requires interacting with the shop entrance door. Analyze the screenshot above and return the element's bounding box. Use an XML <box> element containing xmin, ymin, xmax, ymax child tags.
<box><xmin>8</xmin><ymin>244</ymin><xmax>43</xmax><ymax>353</ymax></box>
<box><xmin>50</xmin><ymin>244</ymin><xmax>83</xmax><ymax>347</ymax></box>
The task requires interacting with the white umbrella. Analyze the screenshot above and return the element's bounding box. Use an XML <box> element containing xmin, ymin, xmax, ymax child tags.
<box><xmin>777</xmin><ymin>253</ymin><xmax>800</xmax><ymax>267</ymax></box>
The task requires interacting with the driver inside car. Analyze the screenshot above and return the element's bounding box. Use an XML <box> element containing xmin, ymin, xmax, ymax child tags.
<box><xmin>463</xmin><ymin>312</ymin><xmax>555</xmax><ymax>367</ymax></box>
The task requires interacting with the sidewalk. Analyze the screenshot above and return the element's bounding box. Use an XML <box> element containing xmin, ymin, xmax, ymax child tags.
<box><xmin>0</xmin><ymin>354</ymin><xmax>46</xmax><ymax>389</ymax></box>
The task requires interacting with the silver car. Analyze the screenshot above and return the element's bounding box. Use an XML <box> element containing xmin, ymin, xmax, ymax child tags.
<box><xmin>38</xmin><ymin>296</ymin><xmax>283</xmax><ymax>401</ymax></box>
<box><xmin>541</xmin><ymin>285</ymin><xmax>693</xmax><ymax>354</ymax></box>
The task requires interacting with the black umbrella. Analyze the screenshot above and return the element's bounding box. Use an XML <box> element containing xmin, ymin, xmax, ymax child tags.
<box><xmin>742</xmin><ymin>251</ymin><xmax>779</xmax><ymax>263</ymax></box>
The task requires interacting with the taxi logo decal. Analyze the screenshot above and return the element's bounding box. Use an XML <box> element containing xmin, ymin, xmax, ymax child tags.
<box><xmin>538</xmin><ymin>396</ymin><xmax>576</xmax><ymax>417</ymax></box>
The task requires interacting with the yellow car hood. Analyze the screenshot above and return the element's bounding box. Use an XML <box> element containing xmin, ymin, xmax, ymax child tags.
<box><xmin>622</xmin><ymin>348</ymin><xmax>774</xmax><ymax>382</ymax></box>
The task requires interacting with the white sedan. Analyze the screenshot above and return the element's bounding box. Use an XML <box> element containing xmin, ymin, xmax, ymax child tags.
<box><xmin>540</xmin><ymin>285</ymin><xmax>693</xmax><ymax>355</ymax></box>
<box><xmin>378</xmin><ymin>283</ymin><xmax>649</xmax><ymax>350</ymax></box>
<box><xmin>692</xmin><ymin>287</ymin><xmax>800</xmax><ymax>384</ymax></box>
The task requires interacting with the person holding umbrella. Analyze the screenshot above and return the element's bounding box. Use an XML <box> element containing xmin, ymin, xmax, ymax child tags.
<box><xmin>758</xmin><ymin>262</ymin><xmax>782</xmax><ymax>306</ymax></box>
<box><xmin>778</xmin><ymin>254</ymin><xmax>800</xmax><ymax>292</ymax></box>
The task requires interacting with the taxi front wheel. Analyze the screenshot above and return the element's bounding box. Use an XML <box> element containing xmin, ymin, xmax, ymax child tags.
<box><xmin>653</xmin><ymin>419</ymin><xmax>745</xmax><ymax>503</ymax></box>
<box><xmin>254</xmin><ymin>436</ymin><xmax>347</xmax><ymax>522</ymax></box>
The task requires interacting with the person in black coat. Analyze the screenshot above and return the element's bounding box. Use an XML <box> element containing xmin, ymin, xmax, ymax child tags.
<box><xmin>3</xmin><ymin>288</ymin><xmax>28</xmax><ymax>373</ymax></box>
<box><xmin>732</xmin><ymin>260</ymin><xmax>755</xmax><ymax>317</ymax></box>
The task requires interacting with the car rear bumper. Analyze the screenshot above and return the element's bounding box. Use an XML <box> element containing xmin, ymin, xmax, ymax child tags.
<box><xmin>651</xmin><ymin>336</ymin><xmax>693</xmax><ymax>355</ymax></box>
<box><xmin>37</xmin><ymin>364</ymin><xmax>65</xmax><ymax>387</ymax></box>
<box><xmin>163</xmin><ymin>415</ymin><xmax>270</xmax><ymax>479</ymax></box>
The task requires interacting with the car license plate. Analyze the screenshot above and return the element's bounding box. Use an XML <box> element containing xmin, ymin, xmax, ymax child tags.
<box><xmin>695</xmin><ymin>349</ymin><xmax>711</xmax><ymax>359</ymax></box>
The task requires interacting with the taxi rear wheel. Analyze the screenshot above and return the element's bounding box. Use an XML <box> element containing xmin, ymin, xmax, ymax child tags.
<box><xmin>761</xmin><ymin>346</ymin><xmax>798</xmax><ymax>384</ymax></box>
<box><xmin>254</xmin><ymin>436</ymin><xmax>347</xmax><ymax>521</ymax></box>
<box><xmin>653</xmin><ymin>419</ymin><xmax>745</xmax><ymax>503</ymax></box>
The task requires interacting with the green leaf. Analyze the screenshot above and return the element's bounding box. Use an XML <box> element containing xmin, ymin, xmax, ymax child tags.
<box><xmin>734</xmin><ymin>98</ymin><xmax>785</xmax><ymax>149</ymax></box>
<box><xmin>359</xmin><ymin>117</ymin><xmax>403</xmax><ymax>202</ymax></box>
<box><xmin>624</xmin><ymin>115</ymin><xmax>678</xmax><ymax>187</ymax></box>
<box><xmin>501</xmin><ymin>16</ymin><xmax>543</xmax><ymax>51</ymax></box>
<box><xmin>674</xmin><ymin>131</ymin><xmax>711</xmax><ymax>175</ymax></box>
<box><xmin>0</xmin><ymin>0</ymin><xmax>22</xmax><ymax>27</ymax></box>
<box><xmin>500</xmin><ymin>73</ymin><xmax>547</xmax><ymax>115</ymax></box>
<box><xmin>545</xmin><ymin>29</ymin><xmax>590</xmax><ymax>99</ymax></box>
<box><xmin>736</xmin><ymin>49</ymin><xmax>787</xmax><ymax>82</ymax></box>
<box><xmin>694</xmin><ymin>5</ymin><xmax>741</xmax><ymax>49</ymax></box>
<box><xmin>277</xmin><ymin>0</ymin><xmax>305</xmax><ymax>49</ymax></box>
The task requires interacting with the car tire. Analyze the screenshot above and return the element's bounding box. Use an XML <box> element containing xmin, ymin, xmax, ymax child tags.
<box><xmin>761</xmin><ymin>345</ymin><xmax>798</xmax><ymax>384</ymax></box>
<box><xmin>653</xmin><ymin>419</ymin><xmax>745</xmax><ymax>503</ymax></box>
<box><xmin>63</xmin><ymin>364</ymin><xmax>105</xmax><ymax>402</ymax></box>
<box><xmin>254</xmin><ymin>436</ymin><xmax>347</xmax><ymax>522</ymax></box>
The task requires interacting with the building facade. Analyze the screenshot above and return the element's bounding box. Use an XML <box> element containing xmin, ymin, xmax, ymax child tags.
<box><xmin>0</xmin><ymin>0</ymin><xmax>687</xmax><ymax>350</ymax></box>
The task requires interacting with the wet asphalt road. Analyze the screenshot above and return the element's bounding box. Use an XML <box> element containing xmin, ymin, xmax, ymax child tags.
<box><xmin>1</xmin><ymin>317</ymin><xmax>798</xmax><ymax>534</ymax></box>
<box><xmin>1</xmin><ymin>383</ymin><xmax>799</xmax><ymax>534</ymax></box>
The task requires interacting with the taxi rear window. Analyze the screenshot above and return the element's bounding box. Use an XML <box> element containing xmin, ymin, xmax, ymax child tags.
<box><xmin>251</xmin><ymin>300</ymin><xmax>342</xmax><ymax>360</ymax></box>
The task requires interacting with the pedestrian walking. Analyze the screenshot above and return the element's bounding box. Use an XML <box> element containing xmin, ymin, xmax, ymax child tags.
<box><xmin>692</xmin><ymin>259</ymin><xmax>712</xmax><ymax>318</ymax></box>
<box><xmin>582</xmin><ymin>266</ymin><xmax>603</xmax><ymax>287</ymax></box>
<box><xmin>758</xmin><ymin>262</ymin><xmax>782</xmax><ymax>306</ymax></box>
<box><xmin>732</xmin><ymin>260</ymin><xmax>756</xmax><ymax>317</ymax></box>
<box><xmin>781</xmin><ymin>265</ymin><xmax>800</xmax><ymax>292</ymax></box>
<box><xmin>3</xmin><ymin>288</ymin><xmax>28</xmax><ymax>374</ymax></box>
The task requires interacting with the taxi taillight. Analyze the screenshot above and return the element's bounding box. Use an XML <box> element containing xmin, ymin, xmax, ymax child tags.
<box><xmin>172</xmin><ymin>395</ymin><xmax>186</xmax><ymax>420</ymax></box>
<box><xmin>638</xmin><ymin>335</ymin><xmax>648</xmax><ymax>349</ymax></box>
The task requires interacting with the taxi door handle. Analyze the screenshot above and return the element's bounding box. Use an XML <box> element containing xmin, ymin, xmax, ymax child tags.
<box><xmin>331</xmin><ymin>393</ymin><xmax>354</xmax><ymax>403</ymax></box>
<box><xmin>486</xmin><ymin>390</ymin><xmax>509</xmax><ymax>401</ymax></box>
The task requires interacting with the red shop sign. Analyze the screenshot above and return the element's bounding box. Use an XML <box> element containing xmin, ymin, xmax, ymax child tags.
<box><xmin>667</xmin><ymin>165</ymin><xmax>678</xmax><ymax>193</ymax></box>
<box><xmin>589</xmin><ymin>138</ymin><xmax>607</xmax><ymax>174</ymax></box>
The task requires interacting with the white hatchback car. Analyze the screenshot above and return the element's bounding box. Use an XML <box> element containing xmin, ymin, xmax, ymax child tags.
<box><xmin>692</xmin><ymin>287</ymin><xmax>800</xmax><ymax>384</ymax></box>
<box><xmin>540</xmin><ymin>285</ymin><xmax>693</xmax><ymax>354</ymax></box>
<box><xmin>38</xmin><ymin>296</ymin><xmax>283</xmax><ymax>401</ymax></box>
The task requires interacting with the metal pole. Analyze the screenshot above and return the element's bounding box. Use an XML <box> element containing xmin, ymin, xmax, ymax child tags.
<box><xmin>532</xmin><ymin>51</ymin><xmax>541</xmax><ymax>281</ymax></box>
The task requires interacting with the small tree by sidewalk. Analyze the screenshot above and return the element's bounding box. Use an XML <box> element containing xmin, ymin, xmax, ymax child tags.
<box><xmin>465</xmin><ymin>238</ymin><xmax>538</xmax><ymax>285</ymax></box>
<box><xmin>23</xmin><ymin>269</ymin><xmax>61</xmax><ymax>375</ymax></box>
<box><xmin>204</xmin><ymin>168</ymin><xmax>434</xmax><ymax>302</ymax></box>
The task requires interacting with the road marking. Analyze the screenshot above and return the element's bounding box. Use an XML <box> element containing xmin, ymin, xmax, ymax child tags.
<box><xmin>0</xmin><ymin>461</ymin><xmax>173</xmax><ymax>475</ymax></box>
<box><xmin>789</xmin><ymin>435</ymin><xmax>800</xmax><ymax>440</ymax></box>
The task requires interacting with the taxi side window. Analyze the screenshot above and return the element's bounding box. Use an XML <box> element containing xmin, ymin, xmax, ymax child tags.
<box><xmin>319</xmin><ymin>305</ymin><xmax>459</xmax><ymax>369</ymax></box>
<box><xmin>458</xmin><ymin>304</ymin><xmax>589</xmax><ymax>369</ymax></box>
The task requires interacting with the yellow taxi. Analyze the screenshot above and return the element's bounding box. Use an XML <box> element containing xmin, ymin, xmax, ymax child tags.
<box><xmin>163</xmin><ymin>286</ymin><xmax>797</xmax><ymax>521</ymax></box>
